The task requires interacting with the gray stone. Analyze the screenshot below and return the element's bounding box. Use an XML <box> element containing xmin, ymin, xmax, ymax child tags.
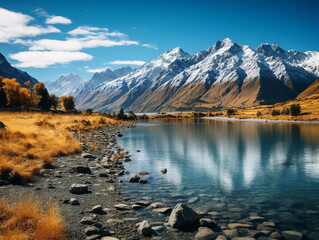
<box><xmin>153</xmin><ymin>207</ymin><xmax>172</xmax><ymax>214</ymax></box>
<box><xmin>270</xmin><ymin>232</ymin><xmax>282</xmax><ymax>239</ymax></box>
<box><xmin>195</xmin><ymin>227</ymin><xmax>217</xmax><ymax>240</ymax></box>
<box><xmin>90</xmin><ymin>205</ymin><xmax>105</xmax><ymax>214</ymax></box>
<box><xmin>70</xmin><ymin>198</ymin><xmax>80</xmax><ymax>205</ymax></box>
<box><xmin>150</xmin><ymin>202</ymin><xmax>165</xmax><ymax>208</ymax></box>
<box><xmin>222</xmin><ymin>229</ymin><xmax>238</xmax><ymax>239</ymax></box>
<box><xmin>81</xmin><ymin>216</ymin><xmax>96</xmax><ymax>225</ymax></box>
<box><xmin>81</xmin><ymin>153</ymin><xmax>97</xmax><ymax>159</ymax></box>
<box><xmin>101</xmin><ymin>237</ymin><xmax>120</xmax><ymax>240</ymax></box>
<box><xmin>139</xmin><ymin>179</ymin><xmax>147</xmax><ymax>184</ymax></box>
<box><xmin>99</xmin><ymin>173</ymin><xmax>109</xmax><ymax>177</ymax></box>
<box><xmin>84</xmin><ymin>226</ymin><xmax>100</xmax><ymax>236</ymax></box>
<box><xmin>135</xmin><ymin>201</ymin><xmax>150</xmax><ymax>206</ymax></box>
<box><xmin>114</xmin><ymin>204</ymin><xmax>130</xmax><ymax>211</ymax></box>
<box><xmin>129</xmin><ymin>175</ymin><xmax>140</xmax><ymax>183</ymax></box>
<box><xmin>232</xmin><ymin>238</ymin><xmax>255</xmax><ymax>240</ymax></box>
<box><xmin>282</xmin><ymin>231</ymin><xmax>303</xmax><ymax>240</ymax></box>
<box><xmin>85</xmin><ymin>235</ymin><xmax>101</xmax><ymax>240</ymax></box>
<box><xmin>70</xmin><ymin>184</ymin><xmax>89</xmax><ymax>194</ymax></box>
<box><xmin>215</xmin><ymin>236</ymin><xmax>227</xmax><ymax>240</ymax></box>
<box><xmin>137</xmin><ymin>220</ymin><xmax>152</xmax><ymax>236</ymax></box>
<box><xmin>228</xmin><ymin>223</ymin><xmax>254</xmax><ymax>229</ymax></box>
<box><xmin>168</xmin><ymin>203</ymin><xmax>200</xmax><ymax>229</ymax></box>
<box><xmin>132</xmin><ymin>204</ymin><xmax>143</xmax><ymax>210</ymax></box>
<box><xmin>161</xmin><ymin>168</ymin><xmax>167</xmax><ymax>174</ymax></box>
<box><xmin>72</xmin><ymin>165</ymin><xmax>92</xmax><ymax>174</ymax></box>
<box><xmin>248</xmin><ymin>216</ymin><xmax>265</xmax><ymax>223</ymax></box>
<box><xmin>199</xmin><ymin>218</ymin><xmax>216</xmax><ymax>228</ymax></box>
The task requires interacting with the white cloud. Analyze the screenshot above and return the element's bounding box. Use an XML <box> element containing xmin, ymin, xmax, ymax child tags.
<box><xmin>68</xmin><ymin>26</ymin><xmax>109</xmax><ymax>35</ymax></box>
<box><xmin>0</xmin><ymin>8</ymin><xmax>60</xmax><ymax>43</ymax></box>
<box><xmin>46</xmin><ymin>16</ymin><xmax>72</xmax><ymax>25</ymax></box>
<box><xmin>110</xmin><ymin>60</ymin><xmax>146</xmax><ymax>66</ymax></box>
<box><xmin>86</xmin><ymin>67</ymin><xmax>109</xmax><ymax>73</ymax></box>
<box><xmin>142</xmin><ymin>43</ymin><xmax>158</xmax><ymax>50</ymax></box>
<box><xmin>29</xmin><ymin>37</ymin><xmax>139</xmax><ymax>51</ymax></box>
<box><xmin>9</xmin><ymin>51</ymin><xmax>93</xmax><ymax>68</ymax></box>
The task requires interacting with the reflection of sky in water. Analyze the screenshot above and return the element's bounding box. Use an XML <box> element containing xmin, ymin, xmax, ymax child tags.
<box><xmin>118</xmin><ymin>119</ymin><xmax>319</xmax><ymax>194</ymax></box>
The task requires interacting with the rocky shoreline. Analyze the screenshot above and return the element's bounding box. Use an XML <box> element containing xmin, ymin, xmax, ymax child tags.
<box><xmin>0</xmin><ymin>124</ymin><xmax>308</xmax><ymax>240</ymax></box>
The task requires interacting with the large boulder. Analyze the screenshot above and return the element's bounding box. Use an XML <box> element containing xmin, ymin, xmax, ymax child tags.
<box><xmin>168</xmin><ymin>203</ymin><xmax>200</xmax><ymax>229</ymax></box>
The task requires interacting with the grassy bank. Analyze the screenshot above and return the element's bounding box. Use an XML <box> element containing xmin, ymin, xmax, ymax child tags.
<box><xmin>0</xmin><ymin>197</ymin><xmax>66</xmax><ymax>240</ymax></box>
<box><xmin>0</xmin><ymin>112</ymin><xmax>121</xmax><ymax>184</ymax></box>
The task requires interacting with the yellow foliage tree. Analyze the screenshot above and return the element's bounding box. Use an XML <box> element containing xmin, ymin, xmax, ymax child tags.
<box><xmin>2</xmin><ymin>78</ymin><xmax>40</xmax><ymax>108</ymax></box>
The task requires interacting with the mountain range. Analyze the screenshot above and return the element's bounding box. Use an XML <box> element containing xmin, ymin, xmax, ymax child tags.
<box><xmin>74</xmin><ymin>38</ymin><xmax>319</xmax><ymax>112</ymax></box>
<box><xmin>0</xmin><ymin>53</ymin><xmax>38</xmax><ymax>86</ymax></box>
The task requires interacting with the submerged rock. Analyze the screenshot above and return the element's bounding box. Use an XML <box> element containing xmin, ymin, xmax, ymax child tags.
<box><xmin>168</xmin><ymin>203</ymin><xmax>200</xmax><ymax>229</ymax></box>
<box><xmin>194</xmin><ymin>227</ymin><xmax>217</xmax><ymax>240</ymax></box>
<box><xmin>282</xmin><ymin>231</ymin><xmax>303</xmax><ymax>240</ymax></box>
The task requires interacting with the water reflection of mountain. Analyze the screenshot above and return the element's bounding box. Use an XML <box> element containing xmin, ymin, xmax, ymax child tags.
<box><xmin>119</xmin><ymin>119</ymin><xmax>319</xmax><ymax>193</ymax></box>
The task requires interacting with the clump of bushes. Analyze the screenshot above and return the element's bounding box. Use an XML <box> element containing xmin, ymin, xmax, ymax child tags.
<box><xmin>271</xmin><ymin>104</ymin><xmax>301</xmax><ymax>116</ymax></box>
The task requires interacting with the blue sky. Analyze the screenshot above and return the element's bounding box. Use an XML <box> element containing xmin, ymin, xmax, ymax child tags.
<box><xmin>0</xmin><ymin>0</ymin><xmax>318</xmax><ymax>82</ymax></box>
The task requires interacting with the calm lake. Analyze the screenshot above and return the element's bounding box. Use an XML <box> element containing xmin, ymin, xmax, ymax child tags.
<box><xmin>118</xmin><ymin>119</ymin><xmax>319</xmax><ymax>239</ymax></box>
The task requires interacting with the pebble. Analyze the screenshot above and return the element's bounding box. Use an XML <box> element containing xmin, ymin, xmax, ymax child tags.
<box><xmin>70</xmin><ymin>198</ymin><xmax>80</xmax><ymax>205</ymax></box>
<box><xmin>114</xmin><ymin>204</ymin><xmax>131</xmax><ymax>211</ymax></box>
<box><xmin>81</xmin><ymin>153</ymin><xmax>97</xmax><ymax>159</ymax></box>
<box><xmin>139</xmin><ymin>171</ymin><xmax>149</xmax><ymax>175</ymax></box>
<box><xmin>199</xmin><ymin>218</ymin><xmax>216</xmax><ymax>228</ymax></box>
<box><xmin>90</xmin><ymin>205</ymin><xmax>105</xmax><ymax>214</ymax></box>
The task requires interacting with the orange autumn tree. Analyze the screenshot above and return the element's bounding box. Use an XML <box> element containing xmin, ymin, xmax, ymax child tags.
<box><xmin>2</xmin><ymin>78</ymin><xmax>39</xmax><ymax>108</ymax></box>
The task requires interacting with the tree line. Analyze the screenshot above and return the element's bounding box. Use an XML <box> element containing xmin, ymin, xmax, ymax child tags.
<box><xmin>0</xmin><ymin>77</ymin><xmax>75</xmax><ymax>111</ymax></box>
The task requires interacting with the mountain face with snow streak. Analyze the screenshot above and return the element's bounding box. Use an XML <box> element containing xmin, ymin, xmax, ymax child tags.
<box><xmin>75</xmin><ymin>39</ymin><xmax>319</xmax><ymax>112</ymax></box>
<box><xmin>0</xmin><ymin>53</ymin><xmax>38</xmax><ymax>86</ymax></box>
<box><xmin>75</xmin><ymin>66</ymin><xmax>133</xmax><ymax>95</ymax></box>
<box><xmin>46</xmin><ymin>73</ymin><xmax>87</xmax><ymax>97</ymax></box>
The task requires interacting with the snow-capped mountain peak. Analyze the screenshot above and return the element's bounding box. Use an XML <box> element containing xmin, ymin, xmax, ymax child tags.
<box><xmin>74</xmin><ymin>39</ymin><xmax>319</xmax><ymax>112</ymax></box>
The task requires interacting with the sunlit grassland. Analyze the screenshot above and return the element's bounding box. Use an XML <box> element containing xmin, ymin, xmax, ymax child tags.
<box><xmin>0</xmin><ymin>112</ymin><xmax>122</xmax><ymax>183</ymax></box>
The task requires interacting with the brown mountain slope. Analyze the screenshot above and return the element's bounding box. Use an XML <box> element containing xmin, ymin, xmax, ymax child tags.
<box><xmin>297</xmin><ymin>80</ymin><xmax>319</xmax><ymax>99</ymax></box>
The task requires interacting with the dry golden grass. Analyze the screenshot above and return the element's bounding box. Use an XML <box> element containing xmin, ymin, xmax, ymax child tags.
<box><xmin>216</xmin><ymin>94</ymin><xmax>319</xmax><ymax>121</ymax></box>
<box><xmin>0</xmin><ymin>112</ymin><xmax>122</xmax><ymax>183</ymax></box>
<box><xmin>145</xmin><ymin>95</ymin><xmax>319</xmax><ymax>121</ymax></box>
<box><xmin>0</xmin><ymin>197</ymin><xmax>67</xmax><ymax>240</ymax></box>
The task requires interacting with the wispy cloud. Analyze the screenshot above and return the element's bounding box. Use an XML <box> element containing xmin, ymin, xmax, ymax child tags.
<box><xmin>86</xmin><ymin>67</ymin><xmax>109</xmax><ymax>73</ymax></box>
<box><xmin>46</xmin><ymin>16</ymin><xmax>72</xmax><ymax>25</ymax></box>
<box><xmin>9</xmin><ymin>51</ymin><xmax>93</xmax><ymax>68</ymax></box>
<box><xmin>0</xmin><ymin>8</ymin><xmax>60</xmax><ymax>43</ymax></box>
<box><xmin>29</xmin><ymin>37</ymin><xmax>139</xmax><ymax>51</ymax></box>
<box><xmin>142</xmin><ymin>43</ymin><xmax>158</xmax><ymax>50</ymax></box>
<box><xmin>110</xmin><ymin>60</ymin><xmax>146</xmax><ymax>66</ymax></box>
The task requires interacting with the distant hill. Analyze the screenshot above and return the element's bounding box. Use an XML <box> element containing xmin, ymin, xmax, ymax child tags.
<box><xmin>74</xmin><ymin>38</ymin><xmax>319</xmax><ymax>112</ymax></box>
<box><xmin>0</xmin><ymin>53</ymin><xmax>38</xmax><ymax>86</ymax></box>
<box><xmin>297</xmin><ymin>80</ymin><xmax>319</xmax><ymax>99</ymax></box>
